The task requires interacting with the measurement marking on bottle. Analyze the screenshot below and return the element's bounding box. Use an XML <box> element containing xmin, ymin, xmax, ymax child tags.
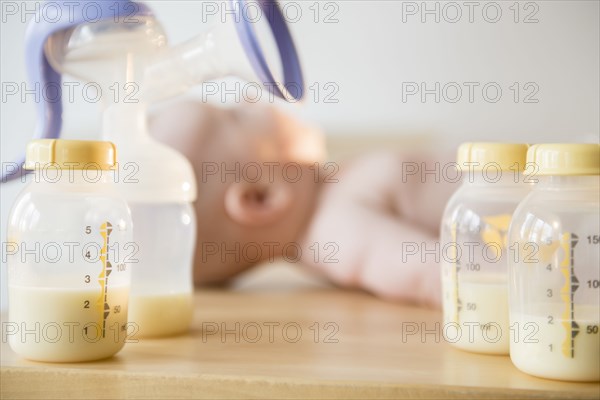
<box><xmin>99</xmin><ymin>222</ymin><xmax>113</xmax><ymax>339</ymax></box>
<box><xmin>451</xmin><ymin>222</ymin><xmax>461</xmax><ymax>323</ymax></box>
<box><xmin>451</xmin><ymin>214</ymin><xmax>511</xmax><ymax>324</ymax></box>
<box><xmin>560</xmin><ymin>232</ymin><xmax>579</xmax><ymax>358</ymax></box>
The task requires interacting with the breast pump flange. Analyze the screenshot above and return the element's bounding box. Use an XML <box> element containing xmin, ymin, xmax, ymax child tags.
<box><xmin>12</xmin><ymin>0</ymin><xmax>305</xmax><ymax>338</ymax></box>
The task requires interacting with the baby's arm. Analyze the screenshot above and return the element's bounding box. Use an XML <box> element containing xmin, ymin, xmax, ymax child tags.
<box><xmin>300</xmin><ymin>151</ymin><xmax>458</xmax><ymax>308</ymax></box>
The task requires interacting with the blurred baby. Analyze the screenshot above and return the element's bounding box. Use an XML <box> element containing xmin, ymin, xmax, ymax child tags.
<box><xmin>150</xmin><ymin>101</ymin><xmax>458</xmax><ymax>309</ymax></box>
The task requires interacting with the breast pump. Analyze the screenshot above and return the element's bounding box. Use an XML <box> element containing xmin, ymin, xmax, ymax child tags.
<box><xmin>11</xmin><ymin>0</ymin><xmax>304</xmax><ymax>337</ymax></box>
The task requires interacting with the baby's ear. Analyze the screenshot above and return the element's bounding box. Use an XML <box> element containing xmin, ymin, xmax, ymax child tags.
<box><xmin>224</xmin><ymin>182</ymin><xmax>292</xmax><ymax>227</ymax></box>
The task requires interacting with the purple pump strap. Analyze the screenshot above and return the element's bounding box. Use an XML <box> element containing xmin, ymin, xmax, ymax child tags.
<box><xmin>232</xmin><ymin>0</ymin><xmax>304</xmax><ymax>101</ymax></box>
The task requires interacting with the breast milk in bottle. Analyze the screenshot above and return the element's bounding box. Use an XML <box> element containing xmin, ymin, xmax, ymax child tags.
<box><xmin>6</xmin><ymin>140</ymin><xmax>132</xmax><ymax>362</ymax></box>
<box><xmin>440</xmin><ymin>143</ymin><xmax>530</xmax><ymax>354</ymax></box>
<box><xmin>508</xmin><ymin>143</ymin><xmax>600</xmax><ymax>381</ymax></box>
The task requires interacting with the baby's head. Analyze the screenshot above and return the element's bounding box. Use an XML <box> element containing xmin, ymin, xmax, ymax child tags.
<box><xmin>150</xmin><ymin>101</ymin><xmax>325</xmax><ymax>284</ymax></box>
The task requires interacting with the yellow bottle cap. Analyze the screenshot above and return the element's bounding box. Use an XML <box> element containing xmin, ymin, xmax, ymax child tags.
<box><xmin>457</xmin><ymin>142</ymin><xmax>529</xmax><ymax>171</ymax></box>
<box><xmin>25</xmin><ymin>139</ymin><xmax>117</xmax><ymax>170</ymax></box>
<box><xmin>527</xmin><ymin>143</ymin><xmax>600</xmax><ymax>176</ymax></box>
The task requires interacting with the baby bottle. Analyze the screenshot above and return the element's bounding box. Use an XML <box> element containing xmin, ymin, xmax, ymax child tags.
<box><xmin>508</xmin><ymin>143</ymin><xmax>600</xmax><ymax>382</ymax></box>
<box><xmin>6</xmin><ymin>139</ymin><xmax>132</xmax><ymax>362</ymax></box>
<box><xmin>440</xmin><ymin>143</ymin><xmax>530</xmax><ymax>354</ymax></box>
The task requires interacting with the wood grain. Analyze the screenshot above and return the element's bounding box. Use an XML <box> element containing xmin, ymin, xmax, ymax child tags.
<box><xmin>1</xmin><ymin>264</ymin><xmax>599</xmax><ymax>399</ymax></box>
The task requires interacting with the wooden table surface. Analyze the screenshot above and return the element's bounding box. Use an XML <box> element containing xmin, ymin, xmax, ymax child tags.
<box><xmin>1</xmin><ymin>263</ymin><xmax>599</xmax><ymax>399</ymax></box>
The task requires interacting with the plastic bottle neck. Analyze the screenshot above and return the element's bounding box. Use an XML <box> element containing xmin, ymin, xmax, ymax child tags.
<box><xmin>98</xmin><ymin>101</ymin><xmax>198</xmax><ymax>203</ymax></box>
<box><xmin>460</xmin><ymin>169</ymin><xmax>525</xmax><ymax>187</ymax></box>
<box><xmin>102</xmin><ymin>102</ymin><xmax>150</xmax><ymax>145</ymax></box>
<box><xmin>535</xmin><ymin>175</ymin><xmax>600</xmax><ymax>189</ymax></box>
<box><xmin>31</xmin><ymin>169</ymin><xmax>115</xmax><ymax>191</ymax></box>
